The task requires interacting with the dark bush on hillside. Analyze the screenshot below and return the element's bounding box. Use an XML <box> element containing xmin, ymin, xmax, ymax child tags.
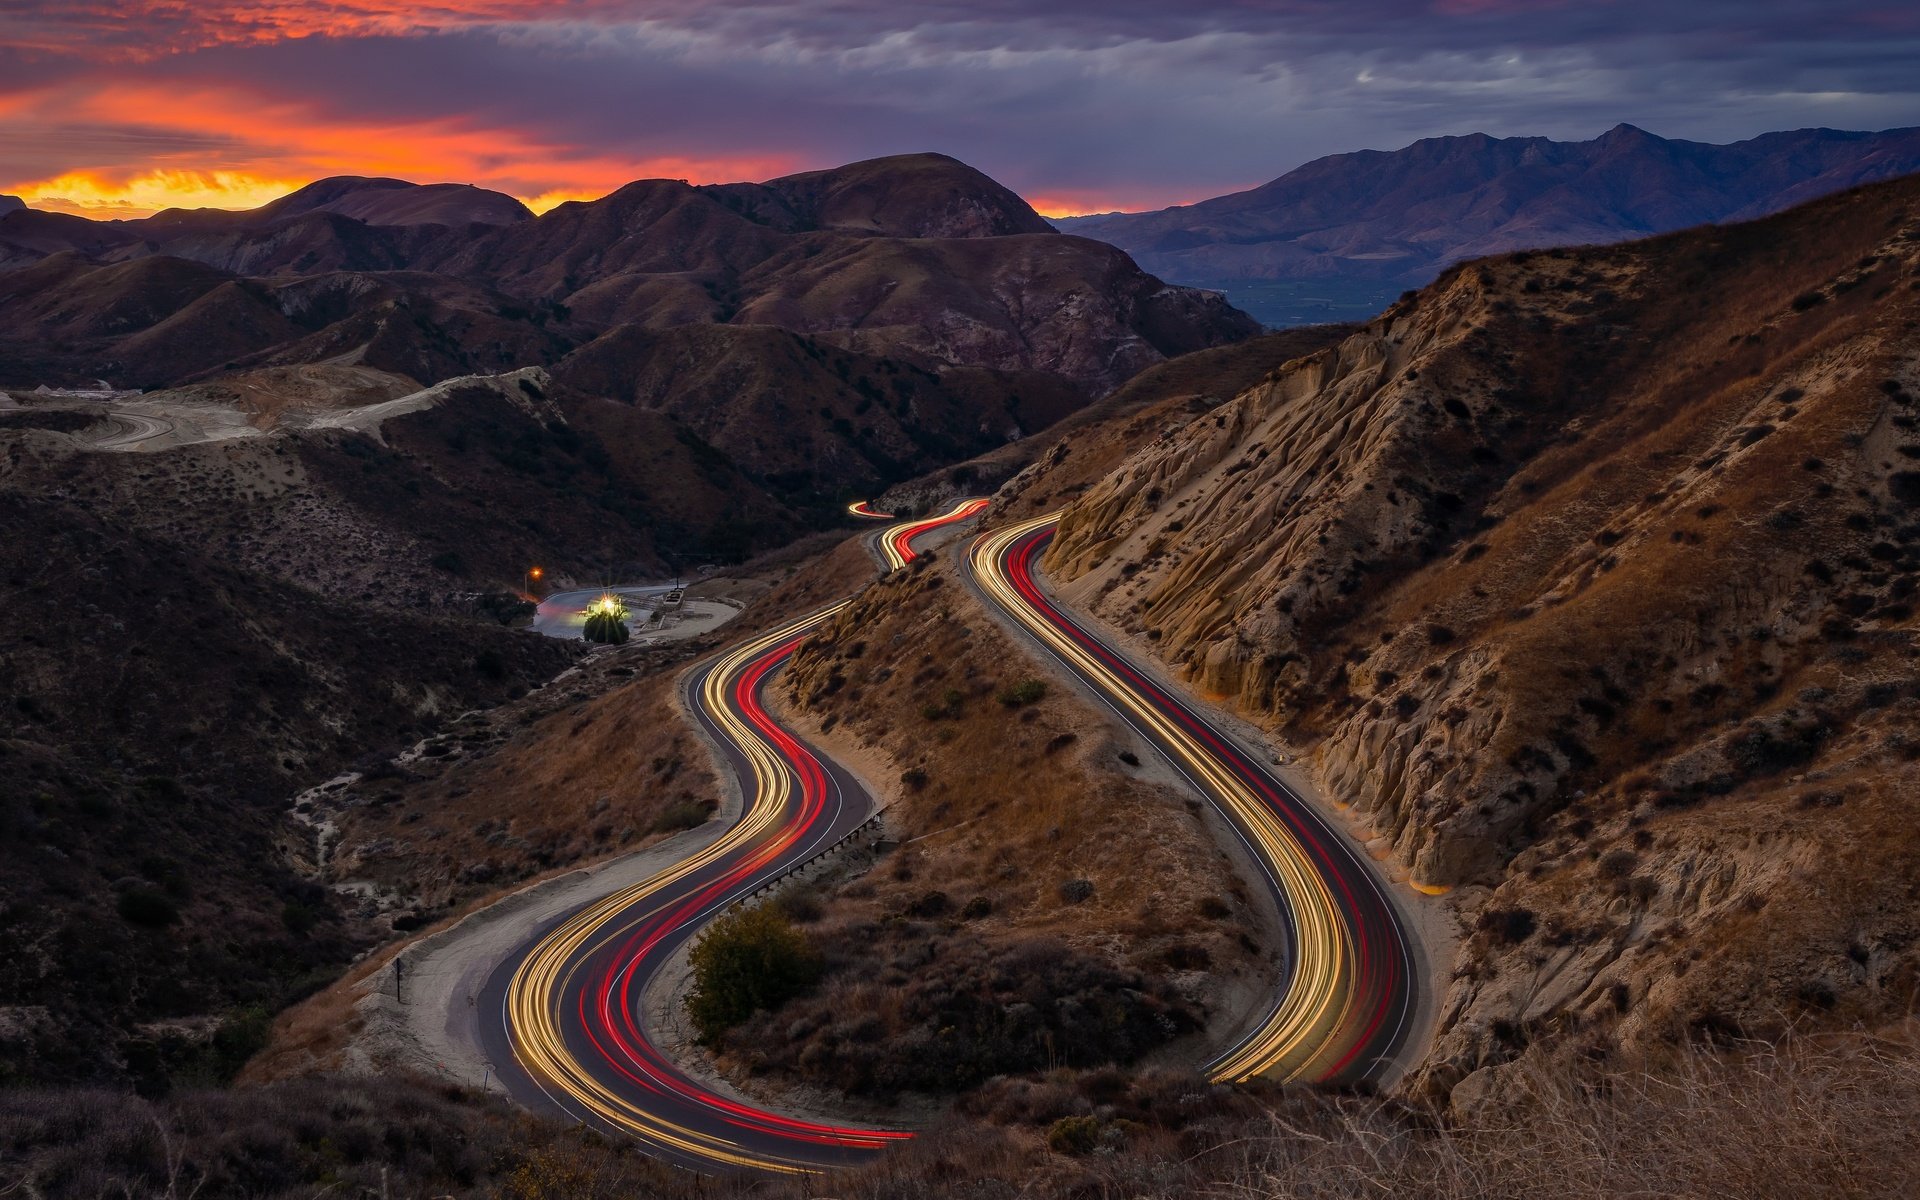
<box><xmin>685</xmin><ymin>903</ymin><xmax>822</xmax><ymax>1043</ymax></box>
<box><xmin>116</xmin><ymin>888</ymin><xmax>180</xmax><ymax>929</ymax></box>
<box><xmin>1058</xmin><ymin>878</ymin><xmax>1095</xmax><ymax>905</ymax></box>
<box><xmin>727</xmin><ymin>935</ymin><xmax>1191</xmax><ymax>1096</ymax></box>
<box><xmin>648</xmin><ymin>797</ymin><xmax>714</xmax><ymax>835</ymax></box>
<box><xmin>1479</xmin><ymin>906</ymin><xmax>1537</xmax><ymax>944</ymax></box>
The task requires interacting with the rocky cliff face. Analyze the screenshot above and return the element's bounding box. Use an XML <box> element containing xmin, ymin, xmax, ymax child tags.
<box><xmin>1034</xmin><ymin>175</ymin><xmax>1920</xmax><ymax>1103</ymax></box>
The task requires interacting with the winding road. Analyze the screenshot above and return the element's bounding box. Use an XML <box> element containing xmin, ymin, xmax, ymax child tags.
<box><xmin>478</xmin><ymin>502</ymin><xmax>981</xmax><ymax>1173</ymax></box>
<box><xmin>969</xmin><ymin>516</ymin><xmax>1416</xmax><ymax>1085</ymax></box>
<box><xmin>482</xmin><ymin>500</ymin><xmax>1419</xmax><ymax>1175</ymax></box>
<box><xmin>873</xmin><ymin>497</ymin><xmax>991</xmax><ymax>571</ymax></box>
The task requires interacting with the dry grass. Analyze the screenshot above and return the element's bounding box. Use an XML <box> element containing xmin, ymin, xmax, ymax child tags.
<box><xmin>701</xmin><ymin>554</ymin><xmax>1278</xmax><ymax>1095</ymax></box>
<box><xmin>15</xmin><ymin>1030</ymin><xmax>1915</xmax><ymax>1198</ymax></box>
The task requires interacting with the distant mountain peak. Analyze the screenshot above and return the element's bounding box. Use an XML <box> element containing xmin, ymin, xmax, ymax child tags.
<box><xmin>0</xmin><ymin>195</ymin><xmax>24</xmax><ymax>216</ymax></box>
<box><xmin>1056</xmin><ymin>124</ymin><xmax>1920</xmax><ymax>326</ymax></box>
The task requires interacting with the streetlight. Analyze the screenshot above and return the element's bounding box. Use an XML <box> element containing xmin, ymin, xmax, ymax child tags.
<box><xmin>525</xmin><ymin>565</ymin><xmax>543</xmax><ymax>599</ymax></box>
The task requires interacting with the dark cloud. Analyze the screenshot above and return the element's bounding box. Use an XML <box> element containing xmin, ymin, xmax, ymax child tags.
<box><xmin>2</xmin><ymin>1</ymin><xmax>1917</xmax><ymax>210</ymax></box>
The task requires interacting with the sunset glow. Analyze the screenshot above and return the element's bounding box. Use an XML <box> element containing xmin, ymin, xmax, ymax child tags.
<box><xmin>1</xmin><ymin>2</ymin><xmax>1915</xmax><ymax>224</ymax></box>
<box><xmin>17</xmin><ymin>171</ymin><xmax>310</xmax><ymax>220</ymax></box>
<box><xmin>0</xmin><ymin>78</ymin><xmax>806</xmax><ymax>219</ymax></box>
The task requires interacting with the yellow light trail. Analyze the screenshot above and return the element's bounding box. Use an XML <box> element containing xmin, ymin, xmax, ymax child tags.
<box><xmin>503</xmin><ymin>603</ymin><xmax>905</xmax><ymax>1173</ymax></box>
<box><xmin>877</xmin><ymin>497</ymin><xmax>991</xmax><ymax>572</ymax></box>
<box><xmin>968</xmin><ymin>514</ymin><xmax>1410</xmax><ymax>1083</ymax></box>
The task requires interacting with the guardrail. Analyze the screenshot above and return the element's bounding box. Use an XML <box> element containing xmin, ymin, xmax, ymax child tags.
<box><xmin>740</xmin><ymin>804</ymin><xmax>893</xmax><ymax>904</ymax></box>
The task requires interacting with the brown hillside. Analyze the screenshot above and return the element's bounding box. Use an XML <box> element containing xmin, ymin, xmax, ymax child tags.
<box><xmin>554</xmin><ymin>323</ymin><xmax>1084</xmax><ymax>501</ymax></box>
<box><xmin>1036</xmin><ymin>174</ymin><xmax>1920</xmax><ymax>1104</ymax></box>
<box><xmin>709</xmin><ymin>553</ymin><xmax>1283</xmax><ymax>1098</ymax></box>
<box><xmin>0</xmin><ymin>481</ymin><xmax>574</xmax><ymax>1089</ymax></box>
<box><xmin>0</xmin><ymin>155</ymin><xmax>1253</xmax><ymax>402</ymax></box>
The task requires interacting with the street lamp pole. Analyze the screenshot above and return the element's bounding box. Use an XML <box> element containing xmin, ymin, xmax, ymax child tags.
<box><xmin>525</xmin><ymin>565</ymin><xmax>543</xmax><ymax>599</ymax></box>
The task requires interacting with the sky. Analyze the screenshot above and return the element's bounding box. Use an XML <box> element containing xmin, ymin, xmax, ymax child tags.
<box><xmin>2</xmin><ymin>1</ymin><xmax>1918</xmax><ymax>220</ymax></box>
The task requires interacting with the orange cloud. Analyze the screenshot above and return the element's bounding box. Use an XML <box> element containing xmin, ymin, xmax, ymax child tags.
<box><xmin>2</xmin><ymin>79</ymin><xmax>801</xmax><ymax>218</ymax></box>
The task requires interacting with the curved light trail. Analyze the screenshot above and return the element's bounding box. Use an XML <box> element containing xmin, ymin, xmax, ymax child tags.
<box><xmin>875</xmin><ymin>497</ymin><xmax>990</xmax><ymax>571</ymax></box>
<box><xmin>483</xmin><ymin>498</ymin><xmax>991</xmax><ymax>1173</ymax></box>
<box><xmin>966</xmin><ymin>514</ymin><xmax>1416</xmax><ymax>1085</ymax></box>
<box><xmin>846</xmin><ymin>499</ymin><xmax>893</xmax><ymax>519</ymax></box>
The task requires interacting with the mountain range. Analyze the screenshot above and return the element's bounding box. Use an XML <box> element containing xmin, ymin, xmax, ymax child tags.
<box><xmin>1059</xmin><ymin>124</ymin><xmax>1920</xmax><ymax>325</ymax></box>
<box><xmin>0</xmin><ymin>154</ymin><xmax>1250</xmax><ymax>398</ymax></box>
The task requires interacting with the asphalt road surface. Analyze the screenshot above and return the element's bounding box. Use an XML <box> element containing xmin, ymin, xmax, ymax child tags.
<box><xmin>482</xmin><ymin>502</ymin><xmax>1419</xmax><ymax>1177</ymax></box>
<box><xmin>966</xmin><ymin>515</ymin><xmax>1418</xmax><ymax>1086</ymax></box>
<box><xmin>480</xmin><ymin>501</ymin><xmax>987</xmax><ymax>1173</ymax></box>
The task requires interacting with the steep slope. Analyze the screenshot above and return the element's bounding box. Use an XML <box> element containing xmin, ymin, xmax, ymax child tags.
<box><xmin>1062</xmin><ymin>124</ymin><xmax>1920</xmax><ymax>324</ymax></box>
<box><xmin>1034</xmin><ymin>174</ymin><xmax>1920</xmax><ymax>1103</ymax></box>
<box><xmin>0</xmin><ymin>482</ymin><xmax>574</xmax><ymax>1089</ymax></box>
<box><xmin>554</xmin><ymin>323</ymin><xmax>1083</xmax><ymax>506</ymax></box>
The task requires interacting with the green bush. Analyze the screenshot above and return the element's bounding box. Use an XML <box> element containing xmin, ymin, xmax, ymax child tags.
<box><xmin>281</xmin><ymin>900</ymin><xmax>318</xmax><ymax>936</ymax></box>
<box><xmin>997</xmin><ymin>679</ymin><xmax>1047</xmax><ymax>706</ymax></box>
<box><xmin>582</xmin><ymin>610</ymin><xmax>629</xmax><ymax>645</ymax></box>
<box><xmin>1046</xmin><ymin>1115</ymin><xmax>1102</xmax><ymax>1155</ymax></box>
<box><xmin>685</xmin><ymin>903</ymin><xmax>822</xmax><ymax>1043</ymax></box>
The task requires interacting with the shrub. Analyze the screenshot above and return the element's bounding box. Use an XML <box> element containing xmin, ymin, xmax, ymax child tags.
<box><xmin>685</xmin><ymin>903</ymin><xmax>822</xmax><ymax>1043</ymax></box>
<box><xmin>904</xmin><ymin>891</ymin><xmax>951</xmax><ymax>919</ymax></box>
<box><xmin>1047</xmin><ymin>1115</ymin><xmax>1102</xmax><ymax>1156</ymax></box>
<box><xmin>582</xmin><ymin>609</ymin><xmax>629</xmax><ymax>645</ymax></box>
<box><xmin>1058</xmin><ymin>878</ymin><xmax>1095</xmax><ymax>905</ymax></box>
<box><xmin>922</xmin><ymin>689</ymin><xmax>965</xmax><ymax>720</ymax></box>
<box><xmin>116</xmin><ymin>888</ymin><xmax>180</xmax><ymax>929</ymax></box>
<box><xmin>209</xmin><ymin>1005</ymin><xmax>272</xmax><ymax>1078</ymax></box>
<box><xmin>1479</xmin><ymin>906</ymin><xmax>1537</xmax><ymax>944</ymax></box>
<box><xmin>997</xmin><ymin>679</ymin><xmax>1048</xmax><ymax>706</ymax></box>
<box><xmin>1598</xmin><ymin>849</ymin><xmax>1639</xmax><ymax>879</ymax></box>
<box><xmin>648</xmin><ymin>798</ymin><xmax>712</xmax><ymax>835</ymax></box>
<box><xmin>900</xmin><ymin>767</ymin><xmax>930</xmax><ymax>791</ymax></box>
<box><xmin>281</xmin><ymin>900</ymin><xmax>318</xmax><ymax>936</ymax></box>
<box><xmin>778</xmin><ymin>888</ymin><xmax>825</xmax><ymax>924</ymax></box>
